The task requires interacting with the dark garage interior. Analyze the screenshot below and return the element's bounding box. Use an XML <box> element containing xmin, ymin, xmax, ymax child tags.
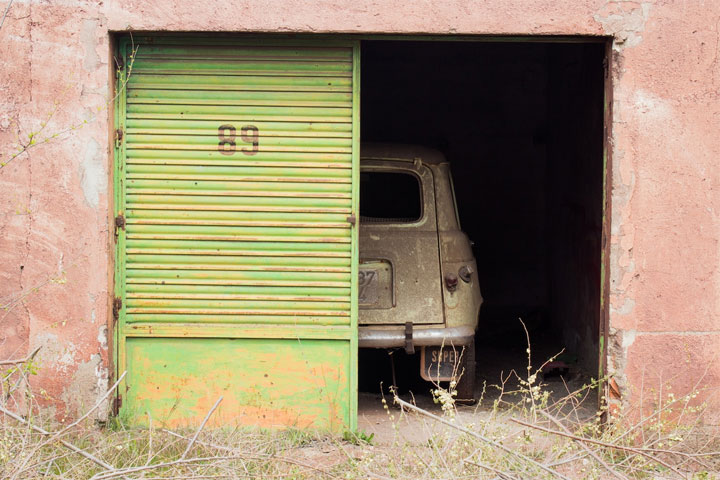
<box><xmin>357</xmin><ymin>39</ymin><xmax>606</xmax><ymax>399</ymax></box>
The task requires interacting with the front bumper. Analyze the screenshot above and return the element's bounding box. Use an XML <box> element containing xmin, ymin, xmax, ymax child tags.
<box><xmin>358</xmin><ymin>325</ymin><xmax>475</xmax><ymax>349</ymax></box>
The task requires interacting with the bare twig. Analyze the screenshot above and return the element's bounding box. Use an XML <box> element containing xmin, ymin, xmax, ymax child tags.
<box><xmin>614</xmin><ymin>368</ymin><xmax>717</xmax><ymax>448</ymax></box>
<box><xmin>90</xmin><ymin>452</ymin><xmax>336</xmax><ymax>480</ymax></box>
<box><xmin>180</xmin><ymin>396</ymin><xmax>223</xmax><ymax>460</ymax></box>
<box><xmin>163</xmin><ymin>428</ymin><xmax>235</xmax><ymax>452</ymax></box>
<box><xmin>58</xmin><ymin>371</ymin><xmax>126</xmax><ymax>435</ymax></box>
<box><xmin>510</xmin><ymin>417</ymin><xmax>689</xmax><ymax>479</ymax></box>
<box><xmin>0</xmin><ymin>405</ymin><xmax>116</xmax><ymax>471</ymax></box>
<box><xmin>0</xmin><ymin>264</ymin><xmax>76</xmax><ymax>323</ymax></box>
<box><xmin>0</xmin><ymin>43</ymin><xmax>139</xmax><ymax>171</ymax></box>
<box><xmin>0</xmin><ymin>0</ymin><xmax>13</xmax><ymax>31</ymax></box>
<box><xmin>538</xmin><ymin>410</ymin><xmax>629</xmax><ymax>480</ymax></box>
<box><xmin>5</xmin><ymin>372</ymin><xmax>127</xmax><ymax>480</ymax></box>
<box><xmin>463</xmin><ymin>458</ymin><xmax>520</xmax><ymax>480</ymax></box>
<box><xmin>145</xmin><ymin>410</ymin><xmax>154</xmax><ymax>466</ymax></box>
<box><xmin>161</xmin><ymin>429</ymin><xmax>337</xmax><ymax>478</ymax></box>
<box><xmin>393</xmin><ymin>395</ymin><xmax>572</xmax><ymax>480</ymax></box>
<box><xmin>2</xmin><ymin>346</ymin><xmax>41</xmax><ymax>409</ymax></box>
<box><xmin>0</xmin><ymin>345</ymin><xmax>41</xmax><ymax>366</ymax></box>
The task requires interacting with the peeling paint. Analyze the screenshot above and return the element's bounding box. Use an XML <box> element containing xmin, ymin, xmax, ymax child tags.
<box><xmin>632</xmin><ymin>89</ymin><xmax>671</xmax><ymax>119</ymax></box>
<box><xmin>61</xmin><ymin>353</ymin><xmax>108</xmax><ymax>421</ymax></box>
<box><xmin>79</xmin><ymin>138</ymin><xmax>106</xmax><ymax>208</ymax></box>
<box><xmin>610</xmin><ymin>297</ymin><xmax>635</xmax><ymax>316</ymax></box>
<box><xmin>620</xmin><ymin>329</ymin><xmax>637</xmax><ymax>349</ymax></box>
<box><xmin>33</xmin><ymin>332</ymin><xmax>77</xmax><ymax>374</ymax></box>
<box><xmin>0</xmin><ymin>103</ymin><xmax>12</xmax><ymax>130</ymax></box>
<box><xmin>97</xmin><ymin>325</ymin><xmax>108</xmax><ymax>350</ymax></box>
<box><xmin>595</xmin><ymin>2</ymin><xmax>652</xmax><ymax>50</ymax></box>
<box><xmin>81</xmin><ymin>19</ymin><xmax>100</xmax><ymax>72</ymax></box>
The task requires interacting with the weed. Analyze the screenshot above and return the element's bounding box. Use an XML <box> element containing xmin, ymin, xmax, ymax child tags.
<box><xmin>342</xmin><ymin>429</ymin><xmax>374</xmax><ymax>445</ymax></box>
<box><xmin>1</xmin><ymin>322</ymin><xmax>719</xmax><ymax>479</ymax></box>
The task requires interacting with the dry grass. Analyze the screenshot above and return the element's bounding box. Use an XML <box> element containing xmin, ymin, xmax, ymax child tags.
<box><xmin>2</xmin><ymin>340</ymin><xmax>719</xmax><ymax>479</ymax></box>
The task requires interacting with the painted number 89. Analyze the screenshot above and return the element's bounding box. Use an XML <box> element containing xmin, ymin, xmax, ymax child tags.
<box><xmin>218</xmin><ymin>124</ymin><xmax>259</xmax><ymax>156</ymax></box>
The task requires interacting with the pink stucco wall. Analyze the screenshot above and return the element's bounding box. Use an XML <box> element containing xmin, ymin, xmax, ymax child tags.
<box><xmin>1</xmin><ymin>0</ymin><xmax>718</xmax><ymax>419</ymax></box>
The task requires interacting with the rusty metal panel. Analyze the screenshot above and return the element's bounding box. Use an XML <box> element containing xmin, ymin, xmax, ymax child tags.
<box><xmin>125</xmin><ymin>337</ymin><xmax>350</xmax><ymax>430</ymax></box>
<box><xmin>114</xmin><ymin>37</ymin><xmax>359</xmax><ymax>430</ymax></box>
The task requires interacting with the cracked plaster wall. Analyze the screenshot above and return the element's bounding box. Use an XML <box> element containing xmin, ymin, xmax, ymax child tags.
<box><xmin>0</xmin><ymin>0</ymin><xmax>718</xmax><ymax>420</ymax></box>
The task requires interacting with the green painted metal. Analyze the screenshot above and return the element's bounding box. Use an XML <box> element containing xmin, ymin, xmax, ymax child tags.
<box><xmin>124</xmin><ymin>337</ymin><xmax>351</xmax><ymax>430</ymax></box>
<box><xmin>114</xmin><ymin>36</ymin><xmax>359</xmax><ymax>430</ymax></box>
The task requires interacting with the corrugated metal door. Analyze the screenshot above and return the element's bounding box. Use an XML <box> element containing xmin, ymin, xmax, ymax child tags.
<box><xmin>113</xmin><ymin>36</ymin><xmax>359</xmax><ymax>430</ymax></box>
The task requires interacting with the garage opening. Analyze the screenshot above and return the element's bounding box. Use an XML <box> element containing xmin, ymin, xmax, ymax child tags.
<box><xmin>357</xmin><ymin>39</ymin><xmax>607</xmax><ymax>404</ymax></box>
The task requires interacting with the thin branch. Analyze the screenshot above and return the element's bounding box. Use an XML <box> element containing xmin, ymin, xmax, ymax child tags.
<box><xmin>180</xmin><ymin>396</ymin><xmax>223</xmax><ymax>460</ymax></box>
<box><xmin>161</xmin><ymin>429</ymin><xmax>337</xmax><ymax>478</ymax></box>
<box><xmin>163</xmin><ymin>428</ymin><xmax>235</xmax><ymax>452</ymax></box>
<box><xmin>547</xmin><ymin>451</ymin><xmax>593</xmax><ymax>467</ymax></box>
<box><xmin>0</xmin><ymin>405</ymin><xmax>116</xmax><ymax>471</ymax></box>
<box><xmin>538</xmin><ymin>410</ymin><xmax>629</xmax><ymax>480</ymax></box>
<box><xmin>393</xmin><ymin>395</ymin><xmax>572</xmax><ymax>480</ymax></box>
<box><xmin>90</xmin><ymin>452</ymin><xmax>337</xmax><ymax>480</ymax></box>
<box><xmin>145</xmin><ymin>410</ymin><xmax>154</xmax><ymax>466</ymax></box>
<box><xmin>614</xmin><ymin>368</ymin><xmax>718</xmax><ymax>448</ymax></box>
<box><xmin>5</xmin><ymin>373</ymin><xmax>127</xmax><ymax>480</ymax></box>
<box><xmin>3</xmin><ymin>346</ymin><xmax>41</xmax><ymax>406</ymax></box>
<box><xmin>510</xmin><ymin>417</ymin><xmax>689</xmax><ymax>479</ymax></box>
<box><xmin>57</xmin><ymin>371</ymin><xmax>126</xmax><ymax>434</ymax></box>
<box><xmin>1</xmin><ymin>44</ymin><xmax>139</xmax><ymax>170</ymax></box>
<box><xmin>0</xmin><ymin>0</ymin><xmax>13</xmax><ymax>31</ymax></box>
<box><xmin>0</xmin><ymin>265</ymin><xmax>75</xmax><ymax>323</ymax></box>
<box><xmin>0</xmin><ymin>346</ymin><xmax>41</xmax><ymax>366</ymax></box>
<box><xmin>462</xmin><ymin>458</ymin><xmax>520</xmax><ymax>480</ymax></box>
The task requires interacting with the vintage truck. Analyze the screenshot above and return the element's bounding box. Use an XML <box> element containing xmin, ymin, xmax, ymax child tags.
<box><xmin>358</xmin><ymin>143</ymin><xmax>483</xmax><ymax>401</ymax></box>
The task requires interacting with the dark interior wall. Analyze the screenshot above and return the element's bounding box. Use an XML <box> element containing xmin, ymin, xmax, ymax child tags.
<box><xmin>360</xmin><ymin>40</ymin><xmax>604</xmax><ymax>372</ymax></box>
<box><xmin>547</xmin><ymin>45</ymin><xmax>605</xmax><ymax>373</ymax></box>
<box><xmin>361</xmin><ymin>41</ymin><xmax>550</xmax><ymax>320</ymax></box>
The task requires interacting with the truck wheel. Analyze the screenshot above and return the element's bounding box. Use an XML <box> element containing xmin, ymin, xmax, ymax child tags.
<box><xmin>455</xmin><ymin>341</ymin><xmax>476</xmax><ymax>404</ymax></box>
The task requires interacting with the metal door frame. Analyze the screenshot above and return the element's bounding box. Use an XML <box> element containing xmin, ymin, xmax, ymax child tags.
<box><xmin>111</xmin><ymin>33</ymin><xmax>611</xmax><ymax>424</ymax></box>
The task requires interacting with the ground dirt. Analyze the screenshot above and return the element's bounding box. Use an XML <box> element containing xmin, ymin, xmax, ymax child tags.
<box><xmin>358</xmin><ymin>338</ymin><xmax>598</xmax><ymax>445</ymax></box>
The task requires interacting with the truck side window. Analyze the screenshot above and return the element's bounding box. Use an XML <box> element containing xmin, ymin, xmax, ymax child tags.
<box><xmin>360</xmin><ymin>171</ymin><xmax>422</xmax><ymax>223</ymax></box>
<box><xmin>448</xmin><ymin>169</ymin><xmax>462</xmax><ymax>229</ymax></box>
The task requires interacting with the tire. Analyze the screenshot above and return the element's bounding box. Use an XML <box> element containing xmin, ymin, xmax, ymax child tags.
<box><xmin>455</xmin><ymin>340</ymin><xmax>476</xmax><ymax>404</ymax></box>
